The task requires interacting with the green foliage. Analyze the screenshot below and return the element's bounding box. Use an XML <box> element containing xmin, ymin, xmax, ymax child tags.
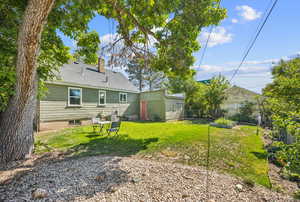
<box><xmin>275</xmin><ymin>143</ymin><xmax>300</xmax><ymax>175</ymax></box>
<box><xmin>166</xmin><ymin>71</ymin><xmax>208</xmax><ymax>117</ymax></box>
<box><xmin>294</xmin><ymin>190</ymin><xmax>300</xmax><ymax>200</ymax></box>
<box><xmin>73</xmin><ymin>31</ymin><xmax>100</xmax><ymax>65</ymax></box>
<box><xmin>205</xmin><ymin>76</ymin><xmax>230</xmax><ymax>118</ymax></box>
<box><xmin>125</xmin><ymin>57</ymin><xmax>165</xmax><ymax>91</ymax></box>
<box><xmin>230</xmin><ymin>101</ymin><xmax>257</xmax><ymax>124</ymax></box>
<box><xmin>167</xmin><ymin>75</ymin><xmax>229</xmax><ymax>119</ymax></box>
<box><xmin>0</xmin><ymin>0</ymin><xmax>226</xmax><ymax>113</ymax></box>
<box><xmin>263</xmin><ymin>57</ymin><xmax>300</xmax><ymax>179</ymax></box>
<box><xmin>214</xmin><ymin>118</ymin><xmax>235</xmax><ymax>127</ymax></box>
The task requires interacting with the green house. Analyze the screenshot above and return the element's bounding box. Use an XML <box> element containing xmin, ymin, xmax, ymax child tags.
<box><xmin>39</xmin><ymin>59</ymin><xmax>184</xmax><ymax>129</ymax></box>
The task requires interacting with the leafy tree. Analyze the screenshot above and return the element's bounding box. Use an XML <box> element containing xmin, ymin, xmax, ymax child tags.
<box><xmin>0</xmin><ymin>0</ymin><xmax>226</xmax><ymax>164</ymax></box>
<box><xmin>263</xmin><ymin>57</ymin><xmax>300</xmax><ymax>177</ymax></box>
<box><xmin>125</xmin><ymin>57</ymin><xmax>147</xmax><ymax>92</ymax></box>
<box><xmin>230</xmin><ymin>101</ymin><xmax>257</xmax><ymax>124</ymax></box>
<box><xmin>125</xmin><ymin>57</ymin><xmax>165</xmax><ymax>91</ymax></box>
<box><xmin>205</xmin><ymin>76</ymin><xmax>230</xmax><ymax>119</ymax></box>
<box><xmin>73</xmin><ymin>31</ymin><xmax>100</xmax><ymax>65</ymax></box>
<box><xmin>167</xmin><ymin>72</ymin><xmax>208</xmax><ymax>118</ymax></box>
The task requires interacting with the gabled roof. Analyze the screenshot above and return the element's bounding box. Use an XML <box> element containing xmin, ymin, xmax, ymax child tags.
<box><xmin>49</xmin><ymin>62</ymin><xmax>139</xmax><ymax>93</ymax></box>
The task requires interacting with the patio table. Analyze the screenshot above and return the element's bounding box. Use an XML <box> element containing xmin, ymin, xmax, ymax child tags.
<box><xmin>98</xmin><ymin>121</ymin><xmax>111</xmax><ymax>134</ymax></box>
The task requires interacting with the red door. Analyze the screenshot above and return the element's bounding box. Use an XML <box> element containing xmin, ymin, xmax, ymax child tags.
<box><xmin>140</xmin><ymin>101</ymin><xmax>148</xmax><ymax>120</ymax></box>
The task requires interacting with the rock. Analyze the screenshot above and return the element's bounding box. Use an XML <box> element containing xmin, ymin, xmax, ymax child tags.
<box><xmin>183</xmin><ymin>155</ymin><xmax>191</xmax><ymax>160</ymax></box>
<box><xmin>236</xmin><ymin>184</ymin><xmax>243</xmax><ymax>192</ymax></box>
<box><xmin>95</xmin><ymin>175</ymin><xmax>105</xmax><ymax>182</ymax></box>
<box><xmin>182</xmin><ymin>194</ymin><xmax>189</xmax><ymax>198</ymax></box>
<box><xmin>32</xmin><ymin>188</ymin><xmax>48</xmax><ymax>199</ymax></box>
<box><xmin>132</xmin><ymin>177</ymin><xmax>141</xmax><ymax>183</ymax></box>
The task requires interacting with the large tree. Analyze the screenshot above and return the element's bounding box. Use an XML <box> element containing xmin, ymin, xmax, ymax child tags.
<box><xmin>263</xmin><ymin>58</ymin><xmax>300</xmax><ymax>135</ymax></box>
<box><xmin>125</xmin><ymin>57</ymin><xmax>165</xmax><ymax>91</ymax></box>
<box><xmin>0</xmin><ymin>0</ymin><xmax>226</xmax><ymax>164</ymax></box>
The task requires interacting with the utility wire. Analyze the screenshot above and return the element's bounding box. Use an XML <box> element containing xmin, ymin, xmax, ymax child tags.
<box><xmin>240</xmin><ymin>0</ymin><xmax>274</xmax><ymax>63</ymax></box>
<box><xmin>229</xmin><ymin>0</ymin><xmax>279</xmax><ymax>82</ymax></box>
<box><xmin>198</xmin><ymin>0</ymin><xmax>222</xmax><ymax>68</ymax></box>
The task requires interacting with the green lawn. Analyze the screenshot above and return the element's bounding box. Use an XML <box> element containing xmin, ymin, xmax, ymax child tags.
<box><xmin>35</xmin><ymin>121</ymin><xmax>270</xmax><ymax>187</ymax></box>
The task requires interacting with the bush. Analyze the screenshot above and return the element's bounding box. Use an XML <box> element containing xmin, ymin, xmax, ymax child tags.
<box><xmin>268</xmin><ymin>141</ymin><xmax>300</xmax><ymax>181</ymax></box>
<box><xmin>229</xmin><ymin>101</ymin><xmax>258</xmax><ymax>124</ymax></box>
<box><xmin>212</xmin><ymin>118</ymin><xmax>235</xmax><ymax>128</ymax></box>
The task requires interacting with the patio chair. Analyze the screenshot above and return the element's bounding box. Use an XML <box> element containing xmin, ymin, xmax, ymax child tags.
<box><xmin>106</xmin><ymin>121</ymin><xmax>121</xmax><ymax>136</ymax></box>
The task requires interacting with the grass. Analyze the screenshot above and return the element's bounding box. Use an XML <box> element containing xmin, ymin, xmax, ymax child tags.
<box><xmin>35</xmin><ymin>121</ymin><xmax>270</xmax><ymax>187</ymax></box>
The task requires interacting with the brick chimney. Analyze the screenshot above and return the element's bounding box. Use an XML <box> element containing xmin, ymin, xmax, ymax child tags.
<box><xmin>98</xmin><ymin>57</ymin><xmax>105</xmax><ymax>73</ymax></box>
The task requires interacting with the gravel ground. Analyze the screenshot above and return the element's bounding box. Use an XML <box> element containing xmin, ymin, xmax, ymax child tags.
<box><xmin>0</xmin><ymin>156</ymin><xmax>295</xmax><ymax>201</ymax></box>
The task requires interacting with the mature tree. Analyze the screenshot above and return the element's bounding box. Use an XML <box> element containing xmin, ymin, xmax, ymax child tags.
<box><xmin>73</xmin><ymin>31</ymin><xmax>100</xmax><ymax>65</ymax></box>
<box><xmin>204</xmin><ymin>76</ymin><xmax>229</xmax><ymax>119</ymax></box>
<box><xmin>263</xmin><ymin>57</ymin><xmax>300</xmax><ymax>176</ymax></box>
<box><xmin>145</xmin><ymin>69</ymin><xmax>165</xmax><ymax>91</ymax></box>
<box><xmin>0</xmin><ymin>0</ymin><xmax>226</xmax><ymax>164</ymax></box>
<box><xmin>125</xmin><ymin>56</ymin><xmax>165</xmax><ymax>91</ymax></box>
<box><xmin>125</xmin><ymin>57</ymin><xmax>147</xmax><ymax>91</ymax></box>
<box><xmin>263</xmin><ymin>58</ymin><xmax>300</xmax><ymax>136</ymax></box>
<box><xmin>167</xmin><ymin>72</ymin><xmax>208</xmax><ymax>117</ymax></box>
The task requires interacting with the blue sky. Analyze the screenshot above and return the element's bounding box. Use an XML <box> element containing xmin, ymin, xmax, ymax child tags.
<box><xmin>59</xmin><ymin>0</ymin><xmax>299</xmax><ymax>93</ymax></box>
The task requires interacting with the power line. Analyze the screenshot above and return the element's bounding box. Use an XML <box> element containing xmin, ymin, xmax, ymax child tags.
<box><xmin>198</xmin><ymin>0</ymin><xmax>222</xmax><ymax>68</ymax></box>
<box><xmin>229</xmin><ymin>0</ymin><xmax>279</xmax><ymax>82</ymax></box>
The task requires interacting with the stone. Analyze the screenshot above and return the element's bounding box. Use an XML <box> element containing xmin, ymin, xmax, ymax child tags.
<box><xmin>32</xmin><ymin>188</ymin><xmax>48</xmax><ymax>199</ymax></box>
<box><xmin>236</xmin><ymin>184</ymin><xmax>243</xmax><ymax>192</ymax></box>
<box><xmin>95</xmin><ymin>175</ymin><xmax>105</xmax><ymax>182</ymax></box>
<box><xmin>132</xmin><ymin>177</ymin><xmax>141</xmax><ymax>183</ymax></box>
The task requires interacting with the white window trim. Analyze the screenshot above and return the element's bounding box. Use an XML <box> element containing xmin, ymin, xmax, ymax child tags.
<box><xmin>119</xmin><ymin>92</ymin><xmax>128</xmax><ymax>103</ymax></box>
<box><xmin>68</xmin><ymin>87</ymin><xmax>82</xmax><ymax>107</ymax></box>
<box><xmin>98</xmin><ymin>90</ymin><xmax>106</xmax><ymax>106</ymax></box>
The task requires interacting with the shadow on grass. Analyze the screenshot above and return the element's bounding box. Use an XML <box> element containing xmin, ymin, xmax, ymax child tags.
<box><xmin>68</xmin><ymin>134</ymin><xmax>159</xmax><ymax>158</ymax></box>
<box><xmin>251</xmin><ymin>151</ymin><xmax>268</xmax><ymax>159</ymax></box>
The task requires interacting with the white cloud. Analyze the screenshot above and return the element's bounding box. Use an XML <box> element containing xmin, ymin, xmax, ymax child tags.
<box><xmin>227</xmin><ymin>59</ymin><xmax>279</xmax><ymax>66</ymax></box>
<box><xmin>199</xmin><ymin>27</ymin><xmax>233</xmax><ymax>47</ymax></box>
<box><xmin>231</xmin><ymin>18</ymin><xmax>238</xmax><ymax>24</ymax></box>
<box><xmin>236</xmin><ymin>5</ymin><xmax>262</xmax><ymax>21</ymax></box>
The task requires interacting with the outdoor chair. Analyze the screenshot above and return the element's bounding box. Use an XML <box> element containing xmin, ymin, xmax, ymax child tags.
<box><xmin>107</xmin><ymin>121</ymin><xmax>121</xmax><ymax>136</ymax></box>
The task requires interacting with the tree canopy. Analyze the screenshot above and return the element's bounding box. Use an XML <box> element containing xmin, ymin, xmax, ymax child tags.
<box><xmin>0</xmin><ymin>0</ymin><xmax>226</xmax><ymax>111</ymax></box>
<box><xmin>0</xmin><ymin>0</ymin><xmax>226</xmax><ymax>163</ymax></box>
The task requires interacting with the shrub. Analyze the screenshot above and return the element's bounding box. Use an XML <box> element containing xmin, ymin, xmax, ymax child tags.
<box><xmin>229</xmin><ymin>101</ymin><xmax>258</xmax><ymax>124</ymax></box>
<box><xmin>294</xmin><ymin>190</ymin><xmax>300</xmax><ymax>200</ymax></box>
<box><xmin>212</xmin><ymin>118</ymin><xmax>235</xmax><ymax>128</ymax></box>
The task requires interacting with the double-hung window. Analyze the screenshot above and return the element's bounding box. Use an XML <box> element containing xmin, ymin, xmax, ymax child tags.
<box><xmin>119</xmin><ymin>93</ymin><xmax>127</xmax><ymax>103</ymax></box>
<box><xmin>68</xmin><ymin>87</ymin><xmax>82</xmax><ymax>106</ymax></box>
<box><xmin>98</xmin><ymin>90</ymin><xmax>106</xmax><ymax>105</ymax></box>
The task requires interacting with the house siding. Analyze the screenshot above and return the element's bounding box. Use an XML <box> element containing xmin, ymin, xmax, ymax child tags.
<box><xmin>165</xmin><ymin>98</ymin><xmax>184</xmax><ymax>121</ymax></box>
<box><xmin>140</xmin><ymin>90</ymin><xmax>166</xmax><ymax>121</ymax></box>
<box><xmin>40</xmin><ymin>84</ymin><xmax>139</xmax><ymax>122</ymax></box>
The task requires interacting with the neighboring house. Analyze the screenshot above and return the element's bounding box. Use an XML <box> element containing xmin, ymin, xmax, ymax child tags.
<box><xmin>39</xmin><ymin>59</ymin><xmax>184</xmax><ymax>129</ymax></box>
<box><xmin>140</xmin><ymin>90</ymin><xmax>185</xmax><ymax>121</ymax></box>
<box><xmin>221</xmin><ymin>85</ymin><xmax>260</xmax><ymax>116</ymax></box>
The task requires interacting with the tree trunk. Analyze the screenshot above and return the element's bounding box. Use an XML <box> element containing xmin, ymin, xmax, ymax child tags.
<box><xmin>0</xmin><ymin>0</ymin><xmax>55</xmax><ymax>164</ymax></box>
